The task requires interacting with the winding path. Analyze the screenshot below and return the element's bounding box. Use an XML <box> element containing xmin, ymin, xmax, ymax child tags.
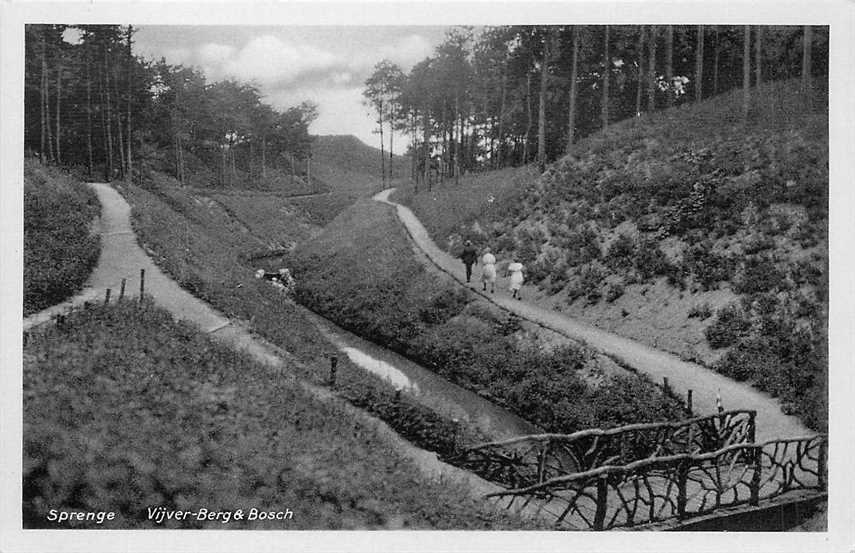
<box><xmin>373</xmin><ymin>188</ymin><xmax>812</xmax><ymax>443</ymax></box>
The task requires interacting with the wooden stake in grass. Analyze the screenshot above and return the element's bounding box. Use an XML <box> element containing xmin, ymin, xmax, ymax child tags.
<box><xmin>119</xmin><ymin>278</ymin><xmax>126</xmax><ymax>300</ymax></box>
<box><xmin>139</xmin><ymin>269</ymin><xmax>145</xmax><ymax>302</ymax></box>
<box><xmin>663</xmin><ymin>376</ymin><xmax>669</xmax><ymax>395</ymax></box>
<box><xmin>329</xmin><ymin>355</ymin><xmax>338</xmax><ymax>386</ymax></box>
<box><xmin>687</xmin><ymin>389</ymin><xmax>693</xmax><ymax>416</ymax></box>
<box><xmin>104</xmin><ymin>288</ymin><xmax>111</xmax><ymax>305</ymax></box>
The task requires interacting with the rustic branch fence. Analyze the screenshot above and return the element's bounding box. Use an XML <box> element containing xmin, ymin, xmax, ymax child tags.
<box><xmin>485</xmin><ymin>434</ymin><xmax>826</xmax><ymax>530</ymax></box>
<box><xmin>445</xmin><ymin>410</ymin><xmax>757</xmax><ymax>489</ymax></box>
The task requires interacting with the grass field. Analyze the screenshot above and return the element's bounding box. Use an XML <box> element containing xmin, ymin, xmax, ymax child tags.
<box><xmin>24</xmin><ymin>161</ymin><xmax>101</xmax><ymax>315</ymax></box>
<box><xmin>23</xmin><ymin>300</ymin><xmax>533</xmax><ymax>529</ymax></box>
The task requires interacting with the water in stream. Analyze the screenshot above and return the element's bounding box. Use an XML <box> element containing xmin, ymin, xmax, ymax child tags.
<box><xmin>302</xmin><ymin>310</ymin><xmax>539</xmax><ymax>441</ymax></box>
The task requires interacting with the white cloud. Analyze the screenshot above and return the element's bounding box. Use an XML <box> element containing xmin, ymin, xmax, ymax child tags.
<box><xmin>198</xmin><ymin>43</ymin><xmax>235</xmax><ymax>66</ymax></box>
<box><xmin>378</xmin><ymin>34</ymin><xmax>433</xmax><ymax>68</ymax></box>
<box><xmin>192</xmin><ymin>35</ymin><xmax>341</xmax><ymax>87</ymax></box>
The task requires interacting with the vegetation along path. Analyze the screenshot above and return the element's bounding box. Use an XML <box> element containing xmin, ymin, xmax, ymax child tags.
<box><xmin>374</xmin><ymin>188</ymin><xmax>811</xmax><ymax>443</ymax></box>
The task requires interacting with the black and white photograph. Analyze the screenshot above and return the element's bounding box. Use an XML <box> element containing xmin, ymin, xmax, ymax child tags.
<box><xmin>2</xmin><ymin>2</ymin><xmax>853</xmax><ymax>552</ymax></box>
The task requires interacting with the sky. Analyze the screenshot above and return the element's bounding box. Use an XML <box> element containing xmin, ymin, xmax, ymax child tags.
<box><xmin>132</xmin><ymin>26</ymin><xmax>449</xmax><ymax>148</ymax></box>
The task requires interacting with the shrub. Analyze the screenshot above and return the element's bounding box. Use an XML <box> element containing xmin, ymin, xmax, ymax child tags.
<box><xmin>632</xmin><ymin>239</ymin><xmax>673</xmax><ymax>281</ymax></box>
<box><xmin>568</xmin><ymin>264</ymin><xmax>606</xmax><ymax>304</ymax></box>
<box><xmin>705</xmin><ymin>304</ymin><xmax>751</xmax><ymax>349</ymax></box>
<box><xmin>687</xmin><ymin>302</ymin><xmax>713</xmax><ymax>320</ymax></box>
<box><xmin>604</xmin><ymin>234</ymin><xmax>635</xmax><ymax>270</ymax></box>
<box><xmin>734</xmin><ymin>256</ymin><xmax>786</xmax><ymax>294</ymax></box>
<box><xmin>605</xmin><ymin>282</ymin><xmax>625</xmax><ymax>303</ymax></box>
<box><xmin>24</xmin><ymin>164</ymin><xmax>101</xmax><ymax>315</ymax></box>
<box><xmin>682</xmin><ymin>242</ymin><xmax>736</xmax><ymax>291</ymax></box>
<box><xmin>557</xmin><ymin>227</ymin><xmax>601</xmax><ymax>267</ymax></box>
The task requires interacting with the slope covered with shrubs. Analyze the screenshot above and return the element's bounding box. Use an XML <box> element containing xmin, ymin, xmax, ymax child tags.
<box><xmin>292</xmin><ymin>199</ymin><xmax>686</xmax><ymax>434</ymax></box>
<box><xmin>24</xmin><ymin>161</ymin><xmax>101</xmax><ymax>315</ymax></box>
<box><xmin>24</xmin><ymin>300</ymin><xmax>531</xmax><ymax>529</ymax></box>
<box><xmin>400</xmin><ymin>79</ymin><xmax>828</xmax><ymax>430</ymax></box>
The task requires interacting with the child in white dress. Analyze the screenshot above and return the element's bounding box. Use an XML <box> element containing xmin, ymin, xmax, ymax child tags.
<box><xmin>480</xmin><ymin>248</ymin><xmax>497</xmax><ymax>293</ymax></box>
<box><xmin>508</xmin><ymin>262</ymin><xmax>524</xmax><ymax>299</ymax></box>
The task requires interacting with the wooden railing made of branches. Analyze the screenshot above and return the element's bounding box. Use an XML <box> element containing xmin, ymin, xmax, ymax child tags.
<box><xmin>487</xmin><ymin>434</ymin><xmax>827</xmax><ymax>530</ymax></box>
<box><xmin>445</xmin><ymin>410</ymin><xmax>757</xmax><ymax>489</ymax></box>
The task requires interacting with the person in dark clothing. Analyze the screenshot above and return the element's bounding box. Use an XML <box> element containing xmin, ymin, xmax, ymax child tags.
<box><xmin>460</xmin><ymin>240</ymin><xmax>478</xmax><ymax>283</ymax></box>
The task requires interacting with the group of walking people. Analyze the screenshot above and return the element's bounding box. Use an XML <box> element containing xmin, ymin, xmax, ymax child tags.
<box><xmin>460</xmin><ymin>240</ymin><xmax>525</xmax><ymax>300</ymax></box>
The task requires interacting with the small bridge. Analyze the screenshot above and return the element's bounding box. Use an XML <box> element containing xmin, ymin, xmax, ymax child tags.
<box><xmin>444</xmin><ymin>410</ymin><xmax>826</xmax><ymax>530</ymax></box>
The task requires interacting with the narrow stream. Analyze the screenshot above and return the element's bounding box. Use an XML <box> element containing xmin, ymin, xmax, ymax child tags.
<box><xmin>301</xmin><ymin>309</ymin><xmax>539</xmax><ymax>441</ymax></box>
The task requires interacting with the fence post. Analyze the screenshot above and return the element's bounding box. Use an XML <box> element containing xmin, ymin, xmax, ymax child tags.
<box><xmin>677</xmin><ymin>459</ymin><xmax>689</xmax><ymax>519</ymax></box>
<box><xmin>104</xmin><ymin>288</ymin><xmax>111</xmax><ymax>305</ymax></box>
<box><xmin>119</xmin><ymin>278</ymin><xmax>126</xmax><ymax>300</ymax></box>
<box><xmin>748</xmin><ymin>411</ymin><xmax>756</xmax><ymax>444</ymax></box>
<box><xmin>139</xmin><ymin>269</ymin><xmax>146</xmax><ymax>302</ymax></box>
<box><xmin>818</xmin><ymin>438</ymin><xmax>827</xmax><ymax>490</ymax></box>
<box><xmin>750</xmin><ymin>445</ymin><xmax>762</xmax><ymax>506</ymax></box>
<box><xmin>686</xmin><ymin>389</ymin><xmax>693</xmax><ymax>416</ymax></box>
<box><xmin>663</xmin><ymin>377</ymin><xmax>669</xmax><ymax>394</ymax></box>
<box><xmin>328</xmin><ymin>355</ymin><xmax>338</xmax><ymax>386</ymax></box>
<box><xmin>593</xmin><ymin>476</ymin><xmax>608</xmax><ymax>530</ymax></box>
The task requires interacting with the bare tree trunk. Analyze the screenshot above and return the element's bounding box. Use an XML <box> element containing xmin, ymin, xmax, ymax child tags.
<box><xmin>602</xmin><ymin>25</ymin><xmax>610</xmax><ymax>129</ymax></box>
<box><xmin>45</xmin><ymin>45</ymin><xmax>54</xmax><ymax>163</ymax></box>
<box><xmin>178</xmin><ymin>138</ymin><xmax>185</xmax><ymax>184</ymax></box>
<box><xmin>665</xmin><ymin>26</ymin><xmax>673</xmax><ymax>107</ymax></box>
<box><xmin>126</xmin><ymin>25</ymin><xmax>133</xmax><ymax>178</ymax></box>
<box><xmin>695</xmin><ymin>25</ymin><xmax>705</xmax><ymax>102</ymax></box>
<box><xmin>230</xmin><ymin>141</ymin><xmax>237</xmax><ymax>186</ymax></box>
<box><xmin>497</xmin><ymin>69</ymin><xmax>507</xmax><ymax>168</ymax></box>
<box><xmin>523</xmin><ymin>70</ymin><xmax>532</xmax><ymax>164</ymax></box>
<box><xmin>802</xmin><ymin>25</ymin><xmax>813</xmax><ymax>93</ymax></box>
<box><xmin>743</xmin><ymin>25</ymin><xmax>751</xmax><ymax>122</ymax></box>
<box><xmin>40</xmin><ymin>32</ymin><xmax>46</xmax><ymax>163</ymax></box>
<box><xmin>389</xmin><ymin>104</ymin><xmax>394</xmax><ymax>182</ymax></box>
<box><xmin>566</xmin><ymin>26</ymin><xmax>580</xmax><ymax>152</ymax></box>
<box><xmin>538</xmin><ymin>31</ymin><xmax>550</xmax><ymax>172</ymax></box>
<box><xmin>101</xmin><ymin>45</ymin><xmax>113</xmax><ymax>180</ymax></box>
<box><xmin>378</xmin><ymin>103</ymin><xmax>385</xmax><ymax>186</ymax></box>
<box><xmin>261</xmin><ymin>136</ymin><xmax>266</xmax><ymax>179</ymax></box>
<box><xmin>55</xmin><ymin>61</ymin><xmax>62</xmax><ymax>165</ymax></box>
<box><xmin>634</xmin><ymin>25</ymin><xmax>645</xmax><ymax>118</ymax></box>
<box><xmin>755</xmin><ymin>26</ymin><xmax>762</xmax><ymax>89</ymax></box>
<box><xmin>114</xmin><ymin>66</ymin><xmax>125</xmax><ymax>179</ymax></box>
<box><xmin>86</xmin><ymin>44</ymin><xmax>94</xmax><ymax>177</ymax></box>
<box><xmin>647</xmin><ymin>25</ymin><xmax>657</xmax><ymax>112</ymax></box>
<box><xmin>454</xmin><ymin>95</ymin><xmax>461</xmax><ymax>184</ymax></box>
<box><xmin>713</xmin><ymin>26</ymin><xmax>720</xmax><ymax>95</ymax></box>
<box><xmin>410</xmin><ymin>110</ymin><xmax>417</xmax><ymax>188</ymax></box>
<box><xmin>422</xmin><ymin>108</ymin><xmax>430</xmax><ymax>191</ymax></box>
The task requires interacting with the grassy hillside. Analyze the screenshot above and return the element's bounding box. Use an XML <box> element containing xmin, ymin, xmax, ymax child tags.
<box><xmin>291</xmin><ymin>198</ymin><xmax>686</xmax><ymax>434</ymax></box>
<box><xmin>24</xmin><ymin>161</ymin><xmax>101</xmax><ymax>315</ymax></box>
<box><xmin>398</xmin><ymin>79</ymin><xmax>828</xmax><ymax>430</ymax></box>
<box><xmin>24</xmin><ymin>299</ymin><xmax>533</xmax><ymax>529</ymax></box>
<box><xmin>311</xmin><ymin>134</ymin><xmax>408</xmax><ymax>190</ymax></box>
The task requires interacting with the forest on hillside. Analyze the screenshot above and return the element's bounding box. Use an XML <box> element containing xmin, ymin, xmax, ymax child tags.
<box><xmin>363</xmin><ymin>25</ymin><xmax>827</xmax><ymax>187</ymax></box>
<box><xmin>24</xmin><ymin>25</ymin><xmax>318</xmax><ymax>189</ymax></box>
